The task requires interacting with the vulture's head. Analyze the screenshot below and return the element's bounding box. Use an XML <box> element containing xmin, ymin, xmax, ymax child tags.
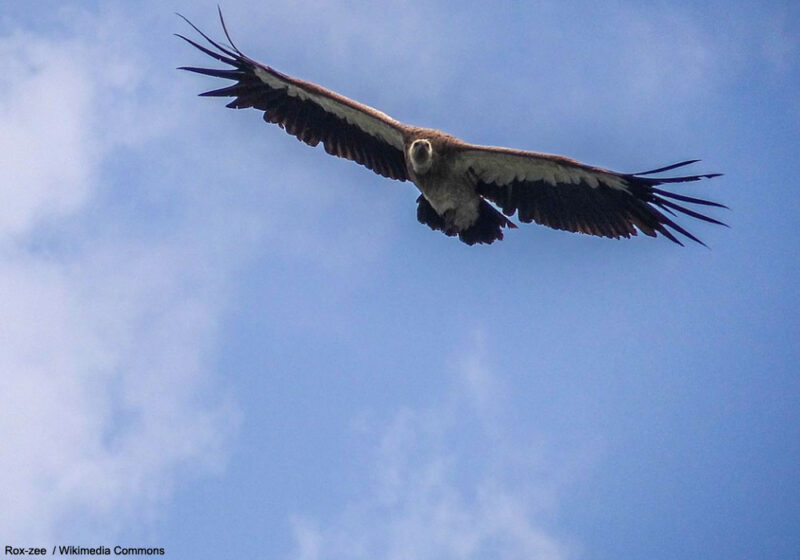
<box><xmin>409</xmin><ymin>139</ymin><xmax>434</xmax><ymax>174</ymax></box>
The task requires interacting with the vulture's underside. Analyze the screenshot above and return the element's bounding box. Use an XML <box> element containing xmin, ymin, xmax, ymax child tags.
<box><xmin>178</xmin><ymin>10</ymin><xmax>726</xmax><ymax>246</ymax></box>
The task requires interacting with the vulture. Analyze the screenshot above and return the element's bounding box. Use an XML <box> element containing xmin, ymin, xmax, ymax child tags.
<box><xmin>178</xmin><ymin>10</ymin><xmax>726</xmax><ymax>246</ymax></box>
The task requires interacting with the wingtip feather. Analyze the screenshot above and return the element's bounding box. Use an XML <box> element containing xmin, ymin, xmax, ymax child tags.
<box><xmin>633</xmin><ymin>159</ymin><xmax>700</xmax><ymax>176</ymax></box>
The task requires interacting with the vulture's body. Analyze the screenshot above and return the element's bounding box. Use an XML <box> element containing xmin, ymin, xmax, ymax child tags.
<box><xmin>178</xmin><ymin>11</ymin><xmax>726</xmax><ymax>246</ymax></box>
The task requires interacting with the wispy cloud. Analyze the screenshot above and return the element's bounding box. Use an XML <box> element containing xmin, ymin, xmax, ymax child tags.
<box><xmin>288</xmin><ymin>332</ymin><xmax>576</xmax><ymax>560</ymax></box>
<box><xmin>0</xmin><ymin>12</ymin><xmax>239</xmax><ymax>541</ymax></box>
<box><xmin>0</xmin><ymin>31</ymin><xmax>98</xmax><ymax>237</ymax></box>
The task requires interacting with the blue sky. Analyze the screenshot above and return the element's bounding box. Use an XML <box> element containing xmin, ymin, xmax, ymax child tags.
<box><xmin>1</xmin><ymin>1</ymin><xmax>798</xmax><ymax>558</ymax></box>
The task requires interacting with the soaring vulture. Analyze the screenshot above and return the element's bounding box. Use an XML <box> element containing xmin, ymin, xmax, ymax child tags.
<box><xmin>178</xmin><ymin>10</ymin><xmax>725</xmax><ymax>246</ymax></box>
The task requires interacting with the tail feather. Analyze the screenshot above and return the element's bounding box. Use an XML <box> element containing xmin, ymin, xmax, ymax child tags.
<box><xmin>416</xmin><ymin>196</ymin><xmax>517</xmax><ymax>245</ymax></box>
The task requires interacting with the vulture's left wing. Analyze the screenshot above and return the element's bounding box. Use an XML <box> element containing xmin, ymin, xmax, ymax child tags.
<box><xmin>454</xmin><ymin>145</ymin><xmax>725</xmax><ymax>245</ymax></box>
<box><xmin>177</xmin><ymin>10</ymin><xmax>409</xmax><ymax>181</ymax></box>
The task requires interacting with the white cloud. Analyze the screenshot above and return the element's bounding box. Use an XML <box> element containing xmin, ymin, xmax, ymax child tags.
<box><xmin>0</xmin><ymin>13</ymin><xmax>239</xmax><ymax>541</ymax></box>
<box><xmin>0</xmin><ymin>244</ymin><xmax>238</xmax><ymax>540</ymax></box>
<box><xmin>0</xmin><ymin>11</ymin><xmax>182</xmax><ymax>239</ymax></box>
<box><xmin>0</xmin><ymin>32</ymin><xmax>98</xmax><ymax>237</ymax></box>
<box><xmin>288</xmin><ymin>334</ymin><xmax>574</xmax><ymax>560</ymax></box>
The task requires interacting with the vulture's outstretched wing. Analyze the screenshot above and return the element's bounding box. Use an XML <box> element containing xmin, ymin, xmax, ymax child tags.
<box><xmin>455</xmin><ymin>146</ymin><xmax>725</xmax><ymax>245</ymax></box>
<box><xmin>177</xmin><ymin>10</ymin><xmax>409</xmax><ymax>180</ymax></box>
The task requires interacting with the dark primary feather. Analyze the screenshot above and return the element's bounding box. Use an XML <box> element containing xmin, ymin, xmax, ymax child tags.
<box><xmin>477</xmin><ymin>160</ymin><xmax>726</xmax><ymax>246</ymax></box>
<box><xmin>176</xmin><ymin>11</ymin><xmax>407</xmax><ymax>181</ymax></box>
